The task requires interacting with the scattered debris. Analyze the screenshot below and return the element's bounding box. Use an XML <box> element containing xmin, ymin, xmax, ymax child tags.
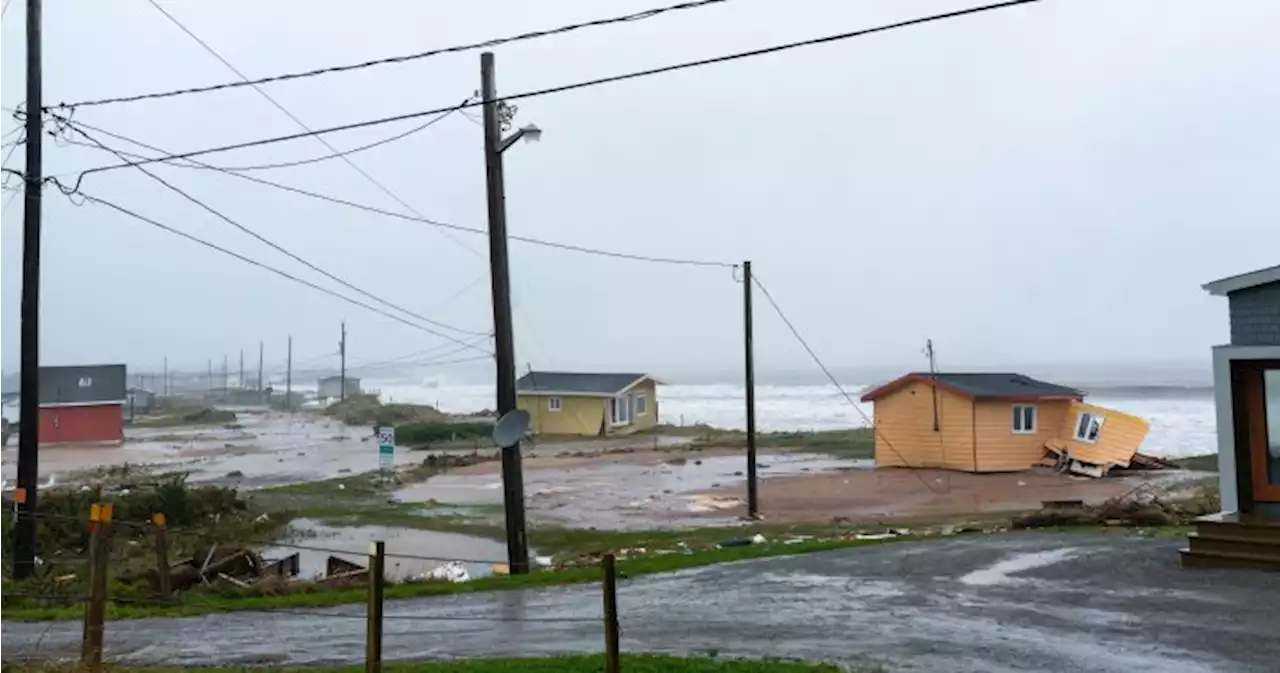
<box><xmin>417</xmin><ymin>561</ymin><xmax>469</xmax><ymax>583</ymax></box>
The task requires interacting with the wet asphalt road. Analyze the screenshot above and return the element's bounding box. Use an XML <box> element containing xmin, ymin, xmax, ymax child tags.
<box><xmin>5</xmin><ymin>533</ymin><xmax>1278</xmax><ymax>672</ymax></box>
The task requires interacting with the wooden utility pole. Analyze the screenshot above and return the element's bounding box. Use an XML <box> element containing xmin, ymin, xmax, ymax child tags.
<box><xmin>601</xmin><ymin>553</ymin><xmax>621</xmax><ymax>673</ymax></box>
<box><xmin>207</xmin><ymin>359</ymin><xmax>213</xmax><ymax>398</ymax></box>
<box><xmin>238</xmin><ymin>348</ymin><xmax>244</xmax><ymax>391</ymax></box>
<box><xmin>286</xmin><ymin>335</ymin><xmax>293</xmax><ymax>411</ymax></box>
<box><xmin>481</xmin><ymin>51</ymin><xmax>530</xmax><ymax>574</ymax></box>
<box><xmin>926</xmin><ymin>338</ymin><xmax>940</xmax><ymax>431</ymax></box>
<box><xmin>339</xmin><ymin>321</ymin><xmax>347</xmax><ymax>402</ymax></box>
<box><xmin>13</xmin><ymin>0</ymin><xmax>45</xmax><ymax>580</ymax></box>
<box><xmin>162</xmin><ymin>356</ymin><xmax>169</xmax><ymax>396</ymax></box>
<box><xmin>743</xmin><ymin>260</ymin><xmax>759</xmax><ymax>519</ymax></box>
<box><xmin>257</xmin><ymin>340</ymin><xmax>264</xmax><ymax>403</ymax></box>
<box><xmin>365</xmin><ymin>541</ymin><xmax>385</xmax><ymax>673</ymax></box>
<box><xmin>222</xmin><ymin>355</ymin><xmax>228</xmax><ymax>401</ymax></box>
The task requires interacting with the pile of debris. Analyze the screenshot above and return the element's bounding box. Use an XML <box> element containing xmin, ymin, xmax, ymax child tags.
<box><xmin>1012</xmin><ymin>490</ymin><xmax>1218</xmax><ymax>530</ymax></box>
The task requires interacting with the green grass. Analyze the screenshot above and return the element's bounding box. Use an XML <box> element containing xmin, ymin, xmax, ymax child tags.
<box><xmin>1</xmin><ymin>533</ymin><xmax>917</xmax><ymax>621</ymax></box>
<box><xmin>651</xmin><ymin>426</ymin><xmax>874</xmax><ymax>459</ymax></box>
<box><xmin>1172</xmin><ymin>453</ymin><xmax>1218</xmax><ymax>471</ymax></box>
<box><xmin>0</xmin><ymin>654</ymin><xmax>858</xmax><ymax>673</ymax></box>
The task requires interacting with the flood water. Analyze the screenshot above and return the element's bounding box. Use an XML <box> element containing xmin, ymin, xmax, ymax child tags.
<box><xmin>396</xmin><ymin>452</ymin><xmax>869</xmax><ymax>529</ymax></box>
<box><xmin>261</xmin><ymin>518</ymin><xmax>509</xmax><ymax>581</ymax></box>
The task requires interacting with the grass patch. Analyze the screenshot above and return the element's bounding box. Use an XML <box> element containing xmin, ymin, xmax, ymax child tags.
<box><xmin>1</xmin><ymin>532</ymin><xmax>918</xmax><ymax>621</ymax></box>
<box><xmin>651</xmin><ymin>425</ymin><xmax>873</xmax><ymax>459</ymax></box>
<box><xmin>131</xmin><ymin>408</ymin><xmax>238</xmax><ymax>428</ymax></box>
<box><xmin>1172</xmin><ymin>453</ymin><xmax>1218</xmax><ymax>471</ymax></box>
<box><xmin>0</xmin><ymin>654</ymin><xmax>856</xmax><ymax>673</ymax></box>
<box><xmin>324</xmin><ymin>395</ymin><xmax>448</xmax><ymax>426</ymax></box>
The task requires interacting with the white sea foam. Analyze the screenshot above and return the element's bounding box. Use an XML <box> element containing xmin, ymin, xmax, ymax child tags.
<box><xmin>364</xmin><ymin>376</ymin><xmax>1217</xmax><ymax>459</ymax></box>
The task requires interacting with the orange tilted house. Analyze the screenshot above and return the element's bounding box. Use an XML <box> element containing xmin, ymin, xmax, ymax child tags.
<box><xmin>859</xmin><ymin>372</ymin><xmax>1149</xmax><ymax>476</ymax></box>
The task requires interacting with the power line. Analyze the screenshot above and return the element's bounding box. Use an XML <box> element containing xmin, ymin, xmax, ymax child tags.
<box><xmin>74</xmin><ymin>190</ymin><xmax>495</xmax><ymax>345</ymax></box>
<box><xmin>143</xmin><ymin>0</ymin><xmax>482</xmax><ymax>259</ymax></box>
<box><xmin>57</xmin><ymin>0</ymin><xmax>735</xmax><ymax>109</ymax></box>
<box><xmin>57</xmin><ymin>118</ymin><xmax>736</xmax><ymax>268</ymax></box>
<box><xmin>749</xmin><ymin>273</ymin><xmax>948</xmax><ymax>494</ymax></box>
<box><xmin>63</xmin><ymin>0</ymin><xmax>1043</xmax><ymax>178</ymax></box>
<box><xmin>57</xmin><ymin>122</ymin><xmax>493</xmax><ymax>348</ymax></box>
<box><xmin>178</xmin><ymin>99</ymin><xmax>472</xmax><ymax>173</ymax></box>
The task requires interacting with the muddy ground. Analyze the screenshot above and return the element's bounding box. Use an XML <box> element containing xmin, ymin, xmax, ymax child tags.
<box><xmin>4</xmin><ymin>533</ymin><xmax>1276</xmax><ymax>672</ymax></box>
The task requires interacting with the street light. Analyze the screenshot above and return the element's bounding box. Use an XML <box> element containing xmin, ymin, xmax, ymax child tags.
<box><xmin>499</xmin><ymin>124</ymin><xmax>542</xmax><ymax>153</ymax></box>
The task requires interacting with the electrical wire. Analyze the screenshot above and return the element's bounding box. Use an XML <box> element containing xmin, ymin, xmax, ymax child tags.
<box><xmin>57</xmin><ymin>119</ymin><xmax>735</xmax><ymax>268</ymax></box>
<box><xmin>73</xmin><ymin>191</ymin><xmax>497</xmax><ymax>345</ymax></box>
<box><xmin>57</xmin><ymin>0</ymin><xmax>735</xmax><ymax>109</ymax></box>
<box><xmin>143</xmin><ymin>0</ymin><xmax>484</xmax><ymax>260</ymax></box>
<box><xmin>749</xmin><ymin>273</ymin><xmax>948</xmax><ymax>494</ymax></box>
<box><xmin>63</xmin><ymin>0</ymin><xmax>1043</xmax><ymax>176</ymax></box>
<box><xmin>58</xmin><ymin>122</ymin><xmax>493</xmax><ymax>347</ymax></box>
<box><xmin>177</xmin><ymin>99</ymin><xmax>473</xmax><ymax>173</ymax></box>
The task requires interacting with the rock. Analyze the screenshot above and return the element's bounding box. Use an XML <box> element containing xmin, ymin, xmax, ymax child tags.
<box><xmin>337</xmin><ymin>468</ymin><xmax>351</xmax><ymax>474</ymax></box>
<box><xmin>733</xmin><ymin>471</ymin><xmax>743</xmax><ymax>476</ymax></box>
<box><xmin>694</xmin><ymin>460</ymin><xmax>703</xmax><ymax>465</ymax></box>
<box><xmin>225</xmin><ymin>470</ymin><xmax>244</xmax><ymax>478</ymax></box>
<box><xmin>666</xmin><ymin>457</ymin><xmax>688</xmax><ymax>466</ymax></box>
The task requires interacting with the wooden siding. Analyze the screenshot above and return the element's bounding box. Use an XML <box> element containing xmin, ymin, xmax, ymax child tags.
<box><xmin>519</xmin><ymin>394</ymin><xmax>606</xmax><ymax>436</ymax></box>
<box><xmin>972</xmin><ymin>399</ymin><xmax>1071</xmax><ymax>471</ymax></box>
<box><xmin>1053</xmin><ymin>401</ymin><xmax>1150</xmax><ymax>466</ymax></box>
<box><xmin>518</xmin><ymin>379</ymin><xmax>659</xmax><ymax>437</ymax></box>
<box><xmin>871</xmin><ymin>380</ymin><xmax>974</xmax><ymax>469</ymax></box>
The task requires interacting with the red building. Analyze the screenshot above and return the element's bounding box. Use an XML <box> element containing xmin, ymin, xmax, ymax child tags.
<box><xmin>38</xmin><ymin>364</ymin><xmax>127</xmax><ymax>445</ymax></box>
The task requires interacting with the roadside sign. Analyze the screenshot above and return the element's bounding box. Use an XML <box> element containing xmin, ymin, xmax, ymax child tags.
<box><xmin>377</xmin><ymin>425</ymin><xmax>395</xmax><ymax>476</ymax></box>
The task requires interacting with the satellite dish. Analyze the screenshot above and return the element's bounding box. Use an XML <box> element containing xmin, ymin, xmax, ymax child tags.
<box><xmin>492</xmin><ymin>409</ymin><xmax>530</xmax><ymax>447</ymax></box>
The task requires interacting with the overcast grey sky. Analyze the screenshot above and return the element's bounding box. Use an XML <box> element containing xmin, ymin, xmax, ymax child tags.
<box><xmin>1</xmin><ymin>0</ymin><xmax>1277</xmax><ymax>381</ymax></box>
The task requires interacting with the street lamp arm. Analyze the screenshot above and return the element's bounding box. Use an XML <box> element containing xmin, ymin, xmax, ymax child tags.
<box><xmin>498</xmin><ymin>124</ymin><xmax>542</xmax><ymax>154</ymax></box>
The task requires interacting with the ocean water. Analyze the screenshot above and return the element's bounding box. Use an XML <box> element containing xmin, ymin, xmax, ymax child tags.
<box><xmin>370</xmin><ymin>377</ymin><xmax>1217</xmax><ymax>459</ymax></box>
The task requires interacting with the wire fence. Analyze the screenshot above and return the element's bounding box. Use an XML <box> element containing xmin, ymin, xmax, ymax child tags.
<box><xmin>4</xmin><ymin>507</ymin><xmax>623</xmax><ymax>672</ymax></box>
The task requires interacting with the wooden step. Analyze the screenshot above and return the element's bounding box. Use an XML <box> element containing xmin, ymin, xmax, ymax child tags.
<box><xmin>1187</xmin><ymin>533</ymin><xmax>1280</xmax><ymax>558</ymax></box>
<box><xmin>1195</xmin><ymin>511</ymin><xmax>1280</xmax><ymax>528</ymax></box>
<box><xmin>1179</xmin><ymin>548</ymin><xmax>1280</xmax><ymax>571</ymax></box>
<box><xmin>1196</xmin><ymin>521</ymin><xmax>1280</xmax><ymax>543</ymax></box>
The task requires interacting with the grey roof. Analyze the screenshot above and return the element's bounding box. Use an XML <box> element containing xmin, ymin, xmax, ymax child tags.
<box><xmin>1203</xmin><ymin>264</ymin><xmax>1280</xmax><ymax>296</ymax></box>
<box><xmin>924</xmin><ymin>372</ymin><xmax>1083</xmax><ymax>399</ymax></box>
<box><xmin>517</xmin><ymin>371</ymin><xmax>649</xmax><ymax>396</ymax></box>
<box><xmin>39</xmin><ymin>364</ymin><xmax>127</xmax><ymax>405</ymax></box>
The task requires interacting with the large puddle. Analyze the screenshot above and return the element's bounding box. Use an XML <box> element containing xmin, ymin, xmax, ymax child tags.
<box><xmin>262</xmin><ymin>518</ymin><xmax>509</xmax><ymax>581</ymax></box>
<box><xmin>396</xmin><ymin>452</ymin><xmax>868</xmax><ymax>529</ymax></box>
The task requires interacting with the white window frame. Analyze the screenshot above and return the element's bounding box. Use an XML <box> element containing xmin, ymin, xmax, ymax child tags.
<box><xmin>1074</xmin><ymin>411</ymin><xmax>1105</xmax><ymax>443</ymax></box>
<box><xmin>547</xmin><ymin>396</ymin><xmax>562</xmax><ymax>412</ymax></box>
<box><xmin>635</xmin><ymin>392</ymin><xmax>648</xmax><ymax>417</ymax></box>
<box><xmin>1012</xmin><ymin>404</ymin><xmax>1037</xmax><ymax>434</ymax></box>
<box><xmin>610</xmin><ymin>395</ymin><xmax>632</xmax><ymax>426</ymax></box>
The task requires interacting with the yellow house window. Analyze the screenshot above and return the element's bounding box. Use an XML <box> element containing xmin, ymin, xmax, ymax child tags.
<box><xmin>1012</xmin><ymin>404</ymin><xmax>1036</xmax><ymax>434</ymax></box>
<box><xmin>1074</xmin><ymin>411</ymin><xmax>1105</xmax><ymax>443</ymax></box>
<box><xmin>548</xmin><ymin>396</ymin><xmax>562</xmax><ymax>412</ymax></box>
<box><xmin>635</xmin><ymin>393</ymin><xmax>648</xmax><ymax>416</ymax></box>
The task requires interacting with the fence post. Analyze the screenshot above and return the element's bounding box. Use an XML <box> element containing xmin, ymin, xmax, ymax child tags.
<box><xmin>152</xmin><ymin>513</ymin><xmax>171</xmax><ymax>598</ymax></box>
<box><xmin>81</xmin><ymin>502</ymin><xmax>113</xmax><ymax>672</ymax></box>
<box><xmin>602</xmin><ymin>553</ymin><xmax>621</xmax><ymax>673</ymax></box>
<box><xmin>366</xmin><ymin>540</ymin><xmax>385</xmax><ymax>673</ymax></box>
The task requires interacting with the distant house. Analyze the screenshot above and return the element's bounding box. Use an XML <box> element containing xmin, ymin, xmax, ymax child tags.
<box><xmin>126</xmin><ymin>388</ymin><xmax>156</xmax><ymax>417</ymax></box>
<box><xmin>38</xmin><ymin>364</ymin><xmax>128</xmax><ymax>445</ymax></box>
<box><xmin>516</xmin><ymin>371</ymin><xmax>659</xmax><ymax>437</ymax></box>
<box><xmin>1182</xmin><ymin>264</ymin><xmax>1280</xmax><ymax>569</ymax></box>
<box><xmin>859</xmin><ymin>372</ymin><xmax>1149</xmax><ymax>476</ymax></box>
<box><xmin>317</xmin><ymin>376</ymin><xmax>361</xmax><ymax>400</ymax></box>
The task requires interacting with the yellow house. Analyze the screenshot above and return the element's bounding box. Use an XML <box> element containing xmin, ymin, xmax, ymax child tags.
<box><xmin>859</xmin><ymin>372</ymin><xmax>1150</xmax><ymax>476</ymax></box>
<box><xmin>516</xmin><ymin>371</ymin><xmax>660</xmax><ymax>437</ymax></box>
